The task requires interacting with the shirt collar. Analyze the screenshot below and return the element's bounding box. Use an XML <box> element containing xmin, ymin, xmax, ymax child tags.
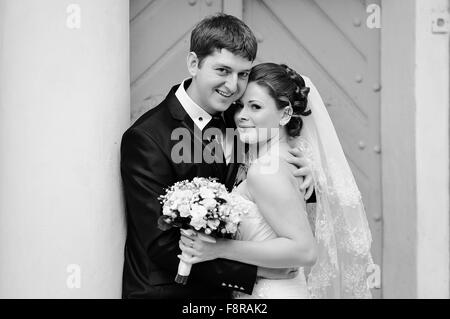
<box><xmin>175</xmin><ymin>78</ymin><xmax>212</xmax><ymax>130</ymax></box>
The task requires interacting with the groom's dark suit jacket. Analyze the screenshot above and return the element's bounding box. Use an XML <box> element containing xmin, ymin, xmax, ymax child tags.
<box><xmin>120</xmin><ymin>81</ymin><xmax>257</xmax><ymax>299</ymax></box>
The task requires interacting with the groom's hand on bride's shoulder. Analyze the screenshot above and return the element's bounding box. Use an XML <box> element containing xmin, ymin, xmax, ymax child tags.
<box><xmin>287</xmin><ymin>148</ymin><xmax>314</xmax><ymax>200</ymax></box>
<box><xmin>257</xmin><ymin>267</ymin><xmax>299</xmax><ymax>280</ymax></box>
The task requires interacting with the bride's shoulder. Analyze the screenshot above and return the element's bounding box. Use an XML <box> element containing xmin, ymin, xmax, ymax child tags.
<box><xmin>246</xmin><ymin>155</ymin><xmax>299</xmax><ymax>201</ymax></box>
<box><xmin>246</xmin><ymin>153</ymin><xmax>295</xmax><ymax>185</ymax></box>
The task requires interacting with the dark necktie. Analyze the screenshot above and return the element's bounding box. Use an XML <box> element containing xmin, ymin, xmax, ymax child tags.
<box><xmin>206</xmin><ymin>115</ymin><xmax>226</xmax><ymax>135</ymax></box>
<box><xmin>203</xmin><ymin>115</ymin><xmax>227</xmax><ymax>165</ymax></box>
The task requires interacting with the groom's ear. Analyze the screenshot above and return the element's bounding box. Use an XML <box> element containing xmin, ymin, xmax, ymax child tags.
<box><xmin>187</xmin><ymin>52</ymin><xmax>199</xmax><ymax>77</ymax></box>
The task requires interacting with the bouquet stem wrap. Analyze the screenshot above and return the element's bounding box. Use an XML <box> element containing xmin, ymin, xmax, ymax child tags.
<box><xmin>175</xmin><ymin>228</ymin><xmax>215</xmax><ymax>285</ymax></box>
<box><xmin>175</xmin><ymin>253</ymin><xmax>191</xmax><ymax>285</ymax></box>
<box><xmin>175</xmin><ymin>229</ymin><xmax>193</xmax><ymax>285</ymax></box>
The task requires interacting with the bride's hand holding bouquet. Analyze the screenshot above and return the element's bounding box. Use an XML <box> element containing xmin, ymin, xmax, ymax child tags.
<box><xmin>158</xmin><ymin>177</ymin><xmax>251</xmax><ymax>284</ymax></box>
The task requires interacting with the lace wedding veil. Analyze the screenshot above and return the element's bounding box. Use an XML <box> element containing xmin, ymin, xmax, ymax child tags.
<box><xmin>293</xmin><ymin>77</ymin><xmax>374</xmax><ymax>299</ymax></box>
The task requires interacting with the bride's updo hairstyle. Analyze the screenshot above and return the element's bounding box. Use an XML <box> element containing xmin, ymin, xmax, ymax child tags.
<box><xmin>248</xmin><ymin>63</ymin><xmax>311</xmax><ymax>137</ymax></box>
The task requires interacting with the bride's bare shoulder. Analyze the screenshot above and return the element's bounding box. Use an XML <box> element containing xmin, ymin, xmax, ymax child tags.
<box><xmin>245</xmin><ymin>157</ymin><xmax>300</xmax><ymax>205</ymax></box>
<box><xmin>246</xmin><ymin>153</ymin><xmax>296</xmax><ymax>187</ymax></box>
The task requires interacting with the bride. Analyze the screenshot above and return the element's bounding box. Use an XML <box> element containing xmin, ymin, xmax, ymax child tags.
<box><xmin>178</xmin><ymin>63</ymin><xmax>374</xmax><ymax>299</ymax></box>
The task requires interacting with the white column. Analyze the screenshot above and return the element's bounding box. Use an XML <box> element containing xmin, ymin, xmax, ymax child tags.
<box><xmin>382</xmin><ymin>0</ymin><xmax>449</xmax><ymax>298</ymax></box>
<box><xmin>415</xmin><ymin>0</ymin><xmax>449</xmax><ymax>299</ymax></box>
<box><xmin>0</xmin><ymin>0</ymin><xmax>129</xmax><ymax>298</ymax></box>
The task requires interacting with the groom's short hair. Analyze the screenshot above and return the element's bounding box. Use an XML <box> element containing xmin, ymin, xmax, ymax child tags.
<box><xmin>190</xmin><ymin>13</ymin><xmax>258</xmax><ymax>66</ymax></box>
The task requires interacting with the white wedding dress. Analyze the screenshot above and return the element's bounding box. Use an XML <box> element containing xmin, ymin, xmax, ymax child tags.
<box><xmin>231</xmin><ymin>179</ymin><xmax>311</xmax><ymax>299</ymax></box>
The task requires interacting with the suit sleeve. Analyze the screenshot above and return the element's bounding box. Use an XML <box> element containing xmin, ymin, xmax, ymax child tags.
<box><xmin>121</xmin><ymin>127</ymin><xmax>257</xmax><ymax>294</ymax></box>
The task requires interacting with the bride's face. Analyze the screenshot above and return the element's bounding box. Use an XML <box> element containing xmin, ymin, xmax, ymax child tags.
<box><xmin>234</xmin><ymin>82</ymin><xmax>287</xmax><ymax>144</ymax></box>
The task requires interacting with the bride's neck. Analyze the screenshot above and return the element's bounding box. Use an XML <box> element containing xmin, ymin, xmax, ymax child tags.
<box><xmin>247</xmin><ymin>133</ymin><xmax>289</xmax><ymax>163</ymax></box>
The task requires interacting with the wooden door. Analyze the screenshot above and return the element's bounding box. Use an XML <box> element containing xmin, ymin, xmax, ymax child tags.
<box><xmin>130</xmin><ymin>0</ymin><xmax>382</xmax><ymax>298</ymax></box>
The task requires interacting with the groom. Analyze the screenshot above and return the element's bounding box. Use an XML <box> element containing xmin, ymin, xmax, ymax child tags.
<box><xmin>120</xmin><ymin>13</ymin><xmax>313</xmax><ymax>299</ymax></box>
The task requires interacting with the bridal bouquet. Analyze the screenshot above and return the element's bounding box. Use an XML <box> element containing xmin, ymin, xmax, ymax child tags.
<box><xmin>158</xmin><ymin>177</ymin><xmax>250</xmax><ymax>284</ymax></box>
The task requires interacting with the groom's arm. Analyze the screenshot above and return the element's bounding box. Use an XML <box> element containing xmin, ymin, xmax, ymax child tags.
<box><xmin>121</xmin><ymin>127</ymin><xmax>257</xmax><ymax>294</ymax></box>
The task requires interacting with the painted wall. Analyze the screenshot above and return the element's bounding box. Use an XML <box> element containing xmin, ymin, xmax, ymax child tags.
<box><xmin>0</xmin><ymin>0</ymin><xmax>129</xmax><ymax>298</ymax></box>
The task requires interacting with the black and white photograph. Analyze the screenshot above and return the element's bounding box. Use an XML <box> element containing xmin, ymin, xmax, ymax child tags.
<box><xmin>0</xmin><ymin>0</ymin><xmax>449</xmax><ymax>303</ymax></box>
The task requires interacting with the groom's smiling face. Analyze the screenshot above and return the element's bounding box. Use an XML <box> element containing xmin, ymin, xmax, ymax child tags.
<box><xmin>187</xmin><ymin>49</ymin><xmax>252</xmax><ymax>115</ymax></box>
